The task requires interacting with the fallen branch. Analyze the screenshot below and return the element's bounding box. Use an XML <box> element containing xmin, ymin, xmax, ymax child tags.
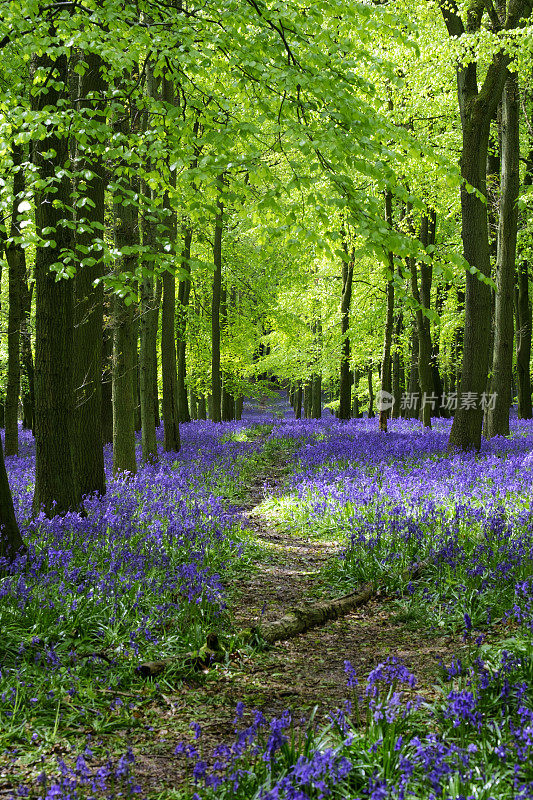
<box><xmin>136</xmin><ymin>562</ymin><xmax>428</xmax><ymax>679</ymax></box>
<box><xmin>253</xmin><ymin>561</ymin><xmax>427</xmax><ymax>644</ymax></box>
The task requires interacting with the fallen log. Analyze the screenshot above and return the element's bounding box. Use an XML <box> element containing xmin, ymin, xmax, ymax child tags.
<box><xmin>136</xmin><ymin>562</ymin><xmax>427</xmax><ymax>678</ymax></box>
<box><xmin>253</xmin><ymin>560</ymin><xmax>427</xmax><ymax>644</ymax></box>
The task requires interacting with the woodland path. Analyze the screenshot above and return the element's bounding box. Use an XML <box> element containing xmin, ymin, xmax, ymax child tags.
<box><xmin>134</xmin><ymin>421</ymin><xmax>471</xmax><ymax>793</ymax></box>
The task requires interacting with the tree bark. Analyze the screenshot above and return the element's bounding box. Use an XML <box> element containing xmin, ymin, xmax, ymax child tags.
<box><xmin>112</xmin><ymin>152</ymin><xmax>138</xmax><ymax>476</ymax></box>
<box><xmin>197</xmin><ymin>395</ymin><xmax>207</xmax><ymax>420</ymax></box>
<box><xmin>311</xmin><ymin>373</ymin><xmax>322</xmax><ymax>418</ymax></box>
<box><xmin>73</xmin><ymin>52</ymin><xmax>106</xmax><ymax>496</ymax></box>
<box><xmin>410</xmin><ymin>215</ymin><xmax>434</xmax><ymax>428</ymax></box>
<box><xmin>406</xmin><ymin>322</ymin><xmax>420</xmax><ymax>418</ymax></box>
<box><xmin>441</xmin><ymin>0</ymin><xmax>532</xmax><ymax>450</ymax></box>
<box><xmin>20</xmin><ymin>277</ymin><xmax>34</xmax><ymax>434</ymax></box>
<box><xmin>516</xmin><ymin>123</ymin><xmax>532</xmax><ymax>418</ymax></box>
<box><xmin>294</xmin><ymin>382</ymin><xmax>302</xmax><ymax>419</ymax></box>
<box><xmin>160</xmin><ymin>82</ymin><xmax>180</xmax><ymax>450</ymax></box>
<box><xmin>4</xmin><ymin>144</ymin><xmax>26</xmax><ymax>456</ymax></box>
<box><xmin>392</xmin><ymin>314</ymin><xmax>403</xmax><ymax>418</ymax></box>
<box><xmin>379</xmin><ymin>192</ymin><xmax>394</xmax><ymax>431</ymax></box>
<box><xmin>352</xmin><ymin>369</ymin><xmax>361</xmax><ymax>417</ymax></box>
<box><xmin>0</xmin><ymin>433</ymin><xmax>24</xmax><ymax>560</ymax></box>
<box><xmin>516</xmin><ymin>271</ymin><xmax>532</xmax><ymax>417</ymax></box>
<box><xmin>177</xmin><ymin>228</ymin><xmax>193</xmax><ymax>423</ymax></box>
<box><xmin>220</xmin><ymin>284</ymin><xmax>233</xmax><ymax>421</ymax></box>
<box><xmin>32</xmin><ymin>45</ymin><xmax>82</xmax><ymax>516</ymax></box>
<box><xmin>487</xmin><ymin>72</ymin><xmax>520</xmax><ymax>436</ymax></box>
<box><xmin>338</xmin><ymin>243</ymin><xmax>354</xmax><ymax>420</ymax></box>
<box><xmin>101</xmin><ymin>311</ymin><xmax>113</xmax><ymax>445</ymax></box>
<box><xmin>140</xmin><ymin>185</ymin><xmax>160</xmax><ymax>462</ymax></box>
<box><xmin>367</xmin><ymin>365</ymin><xmax>375</xmax><ymax>418</ymax></box>
<box><xmin>211</xmin><ymin>176</ymin><xmax>224</xmax><ymax>422</ymax></box>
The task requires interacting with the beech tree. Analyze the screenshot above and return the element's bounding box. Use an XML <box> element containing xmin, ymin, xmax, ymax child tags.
<box><xmin>440</xmin><ymin>0</ymin><xmax>532</xmax><ymax>450</ymax></box>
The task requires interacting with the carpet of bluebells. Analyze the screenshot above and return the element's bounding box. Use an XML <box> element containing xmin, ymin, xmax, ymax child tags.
<box><xmin>5</xmin><ymin>406</ymin><xmax>533</xmax><ymax>798</ymax></box>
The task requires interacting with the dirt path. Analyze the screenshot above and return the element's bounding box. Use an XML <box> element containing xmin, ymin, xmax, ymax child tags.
<box><xmin>226</xmin><ymin>456</ymin><xmax>462</xmax><ymax>715</ymax></box>
<box><xmin>133</xmin><ymin>438</ymin><xmax>467</xmax><ymax>793</ymax></box>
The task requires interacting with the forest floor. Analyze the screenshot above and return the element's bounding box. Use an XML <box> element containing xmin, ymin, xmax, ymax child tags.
<box><xmin>131</xmin><ymin>423</ymin><xmax>472</xmax><ymax>794</ymax></box>
<box><xmin>2</xmin><ymin>401</ymin><xmax>532</xmax><ymax>799</ymax></box>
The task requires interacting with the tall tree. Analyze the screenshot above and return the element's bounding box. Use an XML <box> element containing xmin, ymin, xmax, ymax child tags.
<box><xmin>211</xmin><ymin>175</ymin><xmax>224</xmax><ymax>423</ymax></box>
<box><xmin>3</xmin><ymin>144</ymin><xmax>26</xmax><ymax>456</ymax></box>
<box><xmin>32</xmin><ymin>42</ymin><xmax>82</xmax><ymax>516</ymax></box>
<box><xmin>112</xmin><ymin>111</ymin><xmax>138</xmax><ymax>476</ymax></box>
<box><xmin>515</xmin><ymin>100</ymin><xmax>533</xmax><ymax>419</ymax></box>
<box><xmin>0</xmin><ymin>434</ymin><xmax>24</xmax><ymax>560</ymax></box>
<box><xmin>72</xmin><ymin>51</ymin><xmax>106</xmax><ymax>495</ymax></box>
<box><xmin>441</xmin><ymin>0</ymin><xmax>532</xmax><ymax>450</ymax></box>
<box><xmin>338</xmin><ymin>234</ymin><xmax>354</xmax><ymax>420</ymax></box>
<box><xmin>160</xmin><ymin>77</ymin><xmax>180</xmax><ymax>450</ymax></box>
<box><xmin>177</xmin><ymin>228</ymin><xmax>193</xmax><ymax>423</ymax></box>
<box><xmin>410</xmin><ymin>214</ymin><xmax>434</xmax><ymax>428</ymax></box>
<box><xmin>487</xmin><ymin>72</ymin><xmax>520</xmax><ymax>437</ymax></box>
<box><xmin>139</xmin><ymin>185</ymin><xmax>160</xmax><ymax>462</ymax></box>
<box><xmin>379</xmin><ymin>192</ymin><xmax>395</xmax><ymax>432</ymax></box>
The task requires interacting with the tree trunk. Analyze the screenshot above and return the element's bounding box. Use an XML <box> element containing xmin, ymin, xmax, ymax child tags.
<box><xmin>303</xmin><ymin>380</ymin><xmax>312</xmax><ymax>417</ymax></box>
<box><xmin>177</xmin><ymin>228</ymin><xmax>193</xmax><ymax>423</ymax></box>
<box><xmin>220</xmin><ymin>285</ymin><xmax>233</xmax><ymax>421</ymax></box>
<box><xmin>101</xmin><ymin>314</ymin><xmax>113</xmax><ymax>445</ymax></box>
<box><xmin>140</xmin><ymin>185</ymin><xmax>159</xmax><ymax>461</ymax></box>
<box><xmin>0</xmin><ymin>433</ymin><xmax>24</xmax><ymax>560</ymax></box>
<box><xmin>406</xmin><ymin>322</ymin><xmax>420</xmax><ymax>418</ymax></box>
<box><xmin>160</xmin><ymin>82</ymin><xmax>180</xmax><ymax>449</ymax></box>
<box><xmin>197</xmin><ymin>395</ymin><xmax>207</xmax><ymax>420</ymax></box>
<box><xmin>134</xmin><ymin>345</ymin><xmax>142</xmax><ymax>433</ymax></box>
<box><xmin>410</xmin><ymin>215</ymin><xmax>434</xmax><ymax>428</ymax></box>
<box><xmin>487</xmin><ymin>73</ymin><xmax>520</xmax><ymax>437</ymax></box>
<box><xmin>20</xmin><ymin>278</ymin><xmax>35</xmax><ymax>434</ymax></box>
<box><xmin>392</xmin><ymin>314</ymin><xmax>403</xmax><ymax>419</ymax></box>
<box><xmin>189</xmin><ymin>390</ymin><xmax>198</xmax><ymax>420</ymax></box>
<box><xmin>112</xmin><ymin>166</ymin><xmax>138</xmax><ymax>475</ymax></box>
<box><xmin>32</xmin><ymin>46</ymin><xmax>82</xmax><ymax>516</ymax></box>
<box><xmin>367</xmin><ymin>365</ymin><xmax>375</xmax><ymax>418</ymax></box>
<box><xmin>72</xmin><ymin>51</ymin><xmax>106</xmax><ymax>496</ymax></box>
<box><xmin>311</xmin><ymin>373</ymin><xmax>322</xmax><ymax>418</ymax></box>
<box><xmin>433</xmin><ymin>280</ymin><xmax>448</xmax><ymax>416</ymax></box>
<box><xmin>516</xmin><ymin>262</ymin><xmax>532</xmax><ymax>418</ymax></box>
<box><xmin>153</xmin><ymin>278</ymin><xmax>162</xmax><ymax>430</ymax></box>
<box><xmin>352</xmin><ymin>369</ymin><xmax>361</xmax><ymax>417</ymax></box>
<box><xmin>294</xmin><ymin>382</ymin><xmax>302</xmax><ymax>419</ymax></box>
<box><xmin>451</xmin><ymin>289</ymin><xmax>465</xmax><ymax>394</ymax></box>
<box><xmin>211</xmin><ymin>177</ymin><xmax>224</xmax><ymax>422</ymax></box>
<box><xmin>339</xmin><ymin>246</ymin><xmax>354</xmax><ymax>420</ymax></box>
<box><xmin>515</xmin><ymin>95</ymin><xmax>533</xmax><ymax>419</ymax></box>
<box><xmin>440</xmin><ymin>0</ymin><xmax>532</xmax><ymax>449</ymax></box>
<box><xmin>379</xmin><ymin>192</ymin><xmax>394</xmax><ymax>431</ymax></box>
<box><xmin>4</xmin><ymin>144</ymin><xmax>25</xmax><ymax>456</ymax></box>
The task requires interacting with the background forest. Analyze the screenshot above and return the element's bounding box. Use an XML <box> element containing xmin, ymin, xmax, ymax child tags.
<box><xmin>1</xmin><ymin>0</ymin><xmax>533</xmax><ymax>797</ymax></box>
